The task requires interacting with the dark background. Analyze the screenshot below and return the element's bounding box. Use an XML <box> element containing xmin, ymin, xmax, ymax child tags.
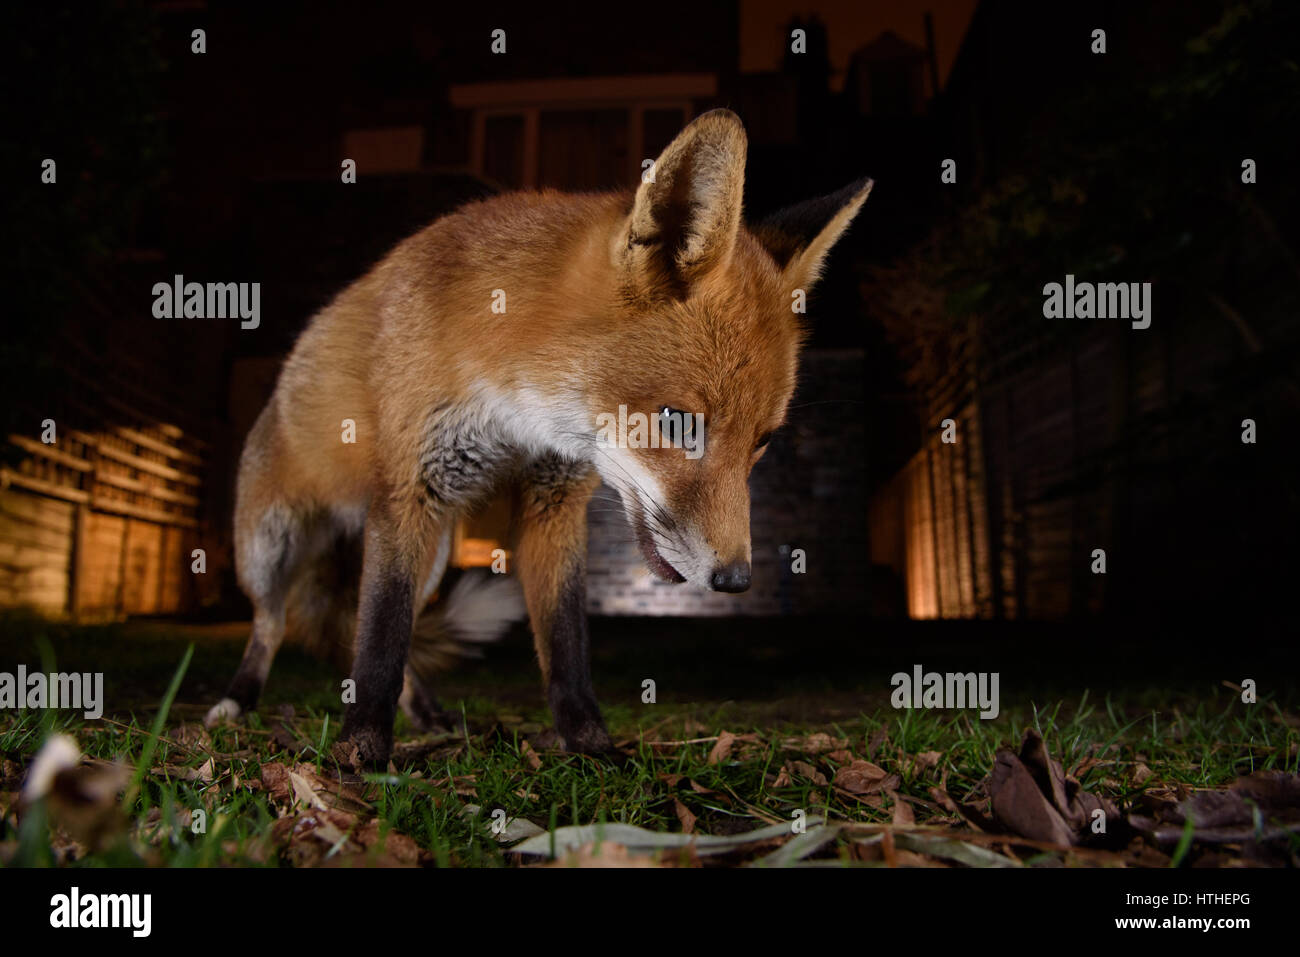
<box><xmin>1</xmin><ymin>1</ymin><xmax>1297</xmax><ymax>672</ymax></box>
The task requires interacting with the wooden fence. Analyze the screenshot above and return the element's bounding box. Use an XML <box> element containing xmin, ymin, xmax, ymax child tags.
<box><xmin>869</xmin><ymin>319</ymin><xmax>1199</xmax><ymax>619</ymax></box>
<box><xmin>1</xmin><ymin>317</ymin><xmax>216</xmax><ymax>620</ymax></box>
<box><xmin>1</xmin><ymin>420</ymin><xmax>208</xmax><ymax>619</ymax></box>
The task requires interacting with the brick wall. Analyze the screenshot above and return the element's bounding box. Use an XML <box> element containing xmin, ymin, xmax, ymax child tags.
<box><xmin>585</xmin><ymin>349</ymin><xmax>868</xmax><ymax>616</ymax></box>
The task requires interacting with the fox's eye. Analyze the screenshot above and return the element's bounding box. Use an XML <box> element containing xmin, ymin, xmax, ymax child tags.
<box><xmin>754</xmin><ymin>431</ymin><xmax>775</xmax><ymax>453</ymax></box>
<box><xmin>659</xmin><ymin>406</ymin><xmax>701</xmax><ymax>448</ymax></box>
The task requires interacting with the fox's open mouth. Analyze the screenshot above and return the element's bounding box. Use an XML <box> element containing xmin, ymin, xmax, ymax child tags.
<box><xmin>631</xmin><ymin>504</ymin><xmax>686</xmax><ymax>584</ymax></box>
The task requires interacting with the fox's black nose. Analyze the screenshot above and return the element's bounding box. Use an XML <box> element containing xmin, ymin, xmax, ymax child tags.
<box><xmin>710</xmin><ymin>561</ymin><xmax>751</xmax><ymax>593</ymax></box>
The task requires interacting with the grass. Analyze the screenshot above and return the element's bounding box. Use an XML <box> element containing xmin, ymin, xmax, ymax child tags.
<box><xmin>0</xmin><ymin>611</ymin><xmax>1297</xmax><ymax>867</ymax></box>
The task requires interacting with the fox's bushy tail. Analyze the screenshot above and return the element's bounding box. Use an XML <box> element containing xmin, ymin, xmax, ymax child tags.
<box><xmin>408</xmin><ymin>570</ymin><xmax>527</xmax><ymax>677</ymax></box>
<box><xmin>285</xmin><ymin>544</ymin><xmax>524</xmax><ymax>673</ymax></box>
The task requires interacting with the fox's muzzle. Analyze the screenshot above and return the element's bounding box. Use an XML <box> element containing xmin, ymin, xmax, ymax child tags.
<box><xmin>709</xmin><ymin>560</ymin><xmax>751</xmax><ymax>593</ymax></box>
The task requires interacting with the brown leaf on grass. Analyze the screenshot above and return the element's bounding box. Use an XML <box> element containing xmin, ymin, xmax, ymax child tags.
<box><xmin>1235</xmin><ymin>770</ymin><xmax>1300</xmax><ymax>808</ymax></box>
<box><xmin>289</xmin><ymin>769</ymin><xmax>328</xmax><ymax>810</ymax></box>
<box><xmin>791</xmin><ymin>760</ymin><xmax>828</xmax><ymax>786</ymax></box>
<box><xmin>913</xmin><ymin>750</ymin><xmax>943</xmax><ymax>771</ymax></box>
<box><xmin>270</xmin><ymin>807</ymin><xmax>426</xmax><ymax>868</ymax></box>
<box><xmin>519</xmin><ymin>740</ymin><xmax>543</xmax><ymax>771</ymax></box>
<box><xmin>171</xmin><ymin>723</ymin><xmax>213</xmax><ymax>752</ymax></box>
<box><xmin>707</xmin><ymin>730</ymin><xmax>736</xmax><ymax>765</ymax></box>
<box><xmin>888</xmin><ymin>790</ymin><xmax>915</xmax><ymax>826</ymax></box>
<box><xmin>688</xmin><ymin>779</ymin><xmax>727</xmax><ymax>801</ymax></box>
<box><xmin>988</xmin><ymin>729</ymin><xmax>1119</xmax><ymax>846</ymax></box>
<box><xmin>928</xmin><ymin>786</ymin><xmax>961</xmax><ymax>816</ymax></box>
<box><xmin>1127</xmin><ymin>770</ymin><xmax>1300</xmax><ymax>846</ymax></box>
<box><xmin>834</xmin><ymin>760</ymin><xmax>889</xmax><ymax>794</ymax></box>
<box><xmin>673</xmin><ymin>797</ymin><xmax>697</xmax><ymax>835</ymax></box>
<box><xmin>151</xmin><ymin>756</ymin><xmax>216</xmax><ymax>784</ymax></box>
<box><xmin>261</xmin><ymin>762</ymin><xmax>291</xmax><ymax>803</ymax></box>
<box><xmin>1131</xmin><ymin>762</ymin><xmax>1154</xmax><ymax>786</ymax></box>
<box><xmin>866</xmin><ymin>726</ymin><xmax>889</xmax><ymax>760</ymax></box>
<box><xmin>352</xmin><ymin>819</ymin><xmax>424</xmax><ymax>866</ymax></box>
<box><xmin>928</xmin><ymin>785</ymin><xmax>995</xmax><ymax>830</ymax></box>
<box><xmin>261</xmin><ymin>762</ymin><xmax>371</xmax><ymax>814</ymax></box>
<box><xmin>272</xmin><ymin>808</ymin><xmax>343</xmax><ymax>865</ymax></box>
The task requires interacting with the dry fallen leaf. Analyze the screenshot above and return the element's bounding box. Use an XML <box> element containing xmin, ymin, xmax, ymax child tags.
<box><xmin>707</xmin><ymin>731</ymin><xmax>736</xmax><ymax>765</ymax></box>
<box><xmin>261</xmin><ymin>761</ymin><xmax>371</xmax><ymax>814</ymax></box>
<box><xmin>913</xmin><ymin>750</ymin><xmax>943</xmax><ymax>771</ymax></box>
<box><xmin>988</xmin><ymin>729</ymin><xmax>1119</xmax><ymax>846</ymax></box>
<box><xmin>520</xmin><ymin>740</ymin><xmax>543</xmax><ymax>771</ymax></box>
<box><xmin>888</xmin><ymin>790</ymin><xmax>915</xmax><ymax>826</ymax></box>
<box><xmin>834</xmin><ymin>760</ymin><xmax>889</xmax><ymax>795</ymax></box>
<box><xmin>790</xmin><ymin>760</ymin><xmax>828</xmax><ymax>786</ymax></box>
<box><xmin>1127</xmin><ymin>770</ymin><xmax>1300</xmax><ymax>849</ymax></box>
<box><xmin>673</xmin><ymin>797</ymin><xmax>697</xmax><ymax>835</ymax></box>
<box><xmin>289</xmin><ymin>769</ymin><xmax>328</xmax><ymax>810</ymax></box>
<box><xmin>270</xmin><ymin>806</ymin><xmax>427</xmax><ymax>868</ymax></box>
<box><xmin>866</xmin><ymin>726</ymin><xmax>889</xmax><ymax>760</ymax></box>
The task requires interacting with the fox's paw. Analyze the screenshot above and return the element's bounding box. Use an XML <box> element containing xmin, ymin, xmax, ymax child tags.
<box><xmin>333</xmin><ymin>726</ymin><xmax>392</xmax><ymax>771</ymax></box>
<box><xmin>204</xmin><ymin>697</ymin><xmax>243</xmax><ymax>728</ymax></box>
<box><xmin>560</xmin><ymin>722</ymin><xmax>615</xmax><ymax>756</ymax></box>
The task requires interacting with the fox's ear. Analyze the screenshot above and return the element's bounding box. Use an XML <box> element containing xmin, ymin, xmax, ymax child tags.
<box><xmin>753</xmin><ymin>177</ymin><xmax>874</xmax><ymax>292</ymax></box>
<box><xmin>617</xmin><ymin>109</ymin><xmax>747</xmax><ymax>295</ymax></box>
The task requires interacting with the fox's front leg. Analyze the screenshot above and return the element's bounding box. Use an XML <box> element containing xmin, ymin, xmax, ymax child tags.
<box><xmin>337</xmin><ymin>495</ymin><xmax>436</xmax><ymax>768</ymax></box>
<box><xmin>516</xmin><ymin>458</ymin><xmax>610</xmax><ymax>753</ymax></box>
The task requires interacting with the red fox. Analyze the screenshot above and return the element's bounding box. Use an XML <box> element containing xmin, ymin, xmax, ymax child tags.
<box><xmin>204</xmin><ymin>109</ymin><xmax>871</xmax><ymax>766</ymax></box>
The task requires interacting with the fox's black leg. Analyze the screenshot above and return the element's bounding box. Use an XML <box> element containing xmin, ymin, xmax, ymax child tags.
<box><xmin>515</xmin><ymin>456</ymin><xmax>612</xmax><ymax>753</ymax></box>
<box><xmin>337</xmin><ymin>500</ymin><xmax>431</xmax><ymax>768</ymax></box>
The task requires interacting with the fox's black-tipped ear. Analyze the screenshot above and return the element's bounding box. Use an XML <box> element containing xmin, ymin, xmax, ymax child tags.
<box><xmin>617</xmin><ymin>109</ymin><xmax>747</xmax><ymax>296</ymax></box>
<box><xmin>753</xmin><ymin>177</ymin><xmax>873</xmax><ymax>291</ymax></box>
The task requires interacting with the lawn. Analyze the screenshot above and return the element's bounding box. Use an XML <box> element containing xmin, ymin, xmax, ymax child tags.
<box><xmin>1</xmin><ymin>611</ymin><xmax>1296</xmax><ymax>867</ymax></box>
